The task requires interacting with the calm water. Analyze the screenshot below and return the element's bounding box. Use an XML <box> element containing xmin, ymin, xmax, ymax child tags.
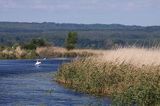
<box><xmin>0</xmin><ymin>59</ymin><xmax>111</xmax><ymax>106</ymax></box>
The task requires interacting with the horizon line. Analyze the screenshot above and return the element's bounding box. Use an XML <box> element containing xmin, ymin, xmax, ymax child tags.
<box><xmin>0</xmin><ymin>21</ymin><xmax>160</xmax><ymax>27</ymax></box>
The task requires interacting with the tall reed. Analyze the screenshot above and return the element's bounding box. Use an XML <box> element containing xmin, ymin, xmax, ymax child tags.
<box><xmin>56</xmin><ymin>48</ymin><xmax>160</xmax><ymax>105</ymax></box>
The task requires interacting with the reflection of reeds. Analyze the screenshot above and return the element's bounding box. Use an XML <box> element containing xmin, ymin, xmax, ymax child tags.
<box><xmin>46</xmin><ymin>89</ymin><xmax>54</xmax><ymax>95</ymax></box>
<box><xmin>56</xmin><ymin>48</ymin><xmax>160</xmax><ymax>105</ymax></box>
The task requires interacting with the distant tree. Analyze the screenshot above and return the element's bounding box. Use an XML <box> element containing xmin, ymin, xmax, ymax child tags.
<box><xmin>31</xmin><ymin>38</ymin><xmax>46</xmax><ymax>47</ymax></box>
<box><xmin>23</xmin><ymin>38</ymin><xmax>47</xmax><ymax>50</ymax></box>
<box><xmin>65</xmin><ymin>32</ymin><xmax>78</xmax><ymax>50</ymax></box>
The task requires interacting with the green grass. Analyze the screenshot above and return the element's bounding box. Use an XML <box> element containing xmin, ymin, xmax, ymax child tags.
<box><xmin>55</xmin><ymin>58</ymin><xmax>160</xmax><ymax>106</ymax></box>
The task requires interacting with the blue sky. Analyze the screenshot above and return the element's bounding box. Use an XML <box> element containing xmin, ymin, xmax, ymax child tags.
<box><xmin>0</xmin><ymin>0</ymin><xmax>160</xmax><ymax>26</ymax></box>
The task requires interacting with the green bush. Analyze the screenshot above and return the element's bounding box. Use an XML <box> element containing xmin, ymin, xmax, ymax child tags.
<box><xmin>23</xmin><ymin>38</ymin><xmax>47</xmax><ymax>50</ymax></box>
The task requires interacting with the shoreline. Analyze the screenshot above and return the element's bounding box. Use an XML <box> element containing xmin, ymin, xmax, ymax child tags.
<box><xmin>55</xmin><ymin>79</ymin><xmax>113</xmax><ymax>97</ymax></box>
<box><xmin>55</xmin><ymin>49</ymin><xmax>160</xmax><ymax>105</ymax></box>
<box><xmin>0</xmin><ymin>46</ymin><xmax>96</xmax><ymax>59</ymax></box>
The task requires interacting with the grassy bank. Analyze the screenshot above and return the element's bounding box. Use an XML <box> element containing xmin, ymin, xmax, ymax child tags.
<box><xmin>56</xmin><ymin>48</ymin><xmax>160</xmax><ymax>105</ymax></box>
<box><xmin>36</xmin><ymin>46</ymin><xmax>96</xmax><ymax>58</ymax></box>
<box><xmin>0</xmin><ymin>46</ymin><xmax>38</xmax><ymax>59</ymax></box>
<box><xmin>0</xmin><ymin>46</ymin><xmax>96</xmax><ymax>59</ymax></box>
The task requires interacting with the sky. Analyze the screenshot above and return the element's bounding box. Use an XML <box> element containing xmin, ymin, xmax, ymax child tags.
<box><xmin>0</xmin><ymin>0</ymin><xmax>160</xmax><ymax>26</ymax></box>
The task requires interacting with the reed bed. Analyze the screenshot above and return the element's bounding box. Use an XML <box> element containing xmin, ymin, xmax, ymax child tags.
<box><xmin>56</xmin><ymin>48</ymin><xmax>160</xmax><ymax>105</ymax></box>
<box><xmin>100</xmin><ymin>47</ymin><xmax>160</xmax><ymax>67</ymax></box>
<box><xmin>0</xmin><ymin>46</ymin><xmax>96</xmax><ymax>59</ymax></box>
<box><xmin>36</xmin><ymin>46</ymin><xmax>96</xmax><ymax>58</ymax></box>
<box><xmin>0</xmin><ymin>46</ymin><xmax>38</xmax><ymax>59</ymax></box>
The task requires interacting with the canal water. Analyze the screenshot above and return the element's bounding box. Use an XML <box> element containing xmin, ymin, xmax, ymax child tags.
<box><xmin>0</xmin><ymin>59</ymin><xmax>111</xmax><ymax>106</ymax></box>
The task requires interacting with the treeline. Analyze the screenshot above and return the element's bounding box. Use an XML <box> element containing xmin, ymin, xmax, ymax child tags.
<box><xmin>1</xmin><ymin>22</ymin><xmax>160</xmax><ymax>49</ymax></box>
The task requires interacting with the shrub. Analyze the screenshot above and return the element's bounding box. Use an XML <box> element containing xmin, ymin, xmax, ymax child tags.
<box><xmin>65</xmin><ymin>32</ymin><xmax>78</xmax><ymax>50</ymax></box>
<box><xmin>23</xmin><ymin>38</ymin><xmax>47</xmax><ymax>50</ymax></box>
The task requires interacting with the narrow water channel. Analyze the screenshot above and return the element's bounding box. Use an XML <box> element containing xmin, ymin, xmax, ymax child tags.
<box><xmin>0</xmin><ymin>59</ymin><xmax>111</xmax><ymax>106</ymax></box>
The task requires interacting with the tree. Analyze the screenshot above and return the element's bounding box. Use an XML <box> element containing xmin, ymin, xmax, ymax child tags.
<box><xmin>23</xmin><ymin>38</ymin><xmax>47</xmax><ymax>50</ymax></box>
<box><xmin>31</xmin><ymin>38</ymin><xmax>46</xmax><ymax>47</ymax></box>
<box><xmin>65</xmin><ymin>32</ymin><xmax>78</xmax><ymax>50</ymax></box>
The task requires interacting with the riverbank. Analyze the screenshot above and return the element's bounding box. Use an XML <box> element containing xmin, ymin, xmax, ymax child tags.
<box><xmin>0</xmin><ymin>46</ymin><xmax>96</xmax><ymax>59</ymax></box>
<box><xmin>55</xmin><ymin>48</ymin><xmax>160</xmax><ymax>105</ymax></box>
<box><xmin>36</xmin><ymin>46</ymin><xmax>98</xmax><ymax>58</ymax></box>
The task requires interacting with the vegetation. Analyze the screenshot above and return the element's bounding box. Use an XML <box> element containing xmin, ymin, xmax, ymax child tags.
<box><xmin>36</xmin><ymin>47</ymin><xmax>95</xmax><ymax>58</ymax></box>
<box><xmin>56</xmin><ymin>48</ymin><xmax>160</xmax><ymax>105</ymax></box>
<box><xmin>0</xmin><ymin>46</ymin><xmax>38</xmax><ymax>59</ymax></box>
<box><xmin>65</xmin><ymin>32</ymin><xmax>78</xmax><ymax>50</ymax></box>
<box><xmin>0</xmin><ymin>36</ymin><xmax>95</xmax><ymax>59</ymax></box>
<box><xmin>22</xmin><ymin>38</ymin><xmax>47</xmax><ymax>50</ymax></box>
<box><xmin>1</xmin><ymin>22</ymin><xmax>160</xmax><ymax>49</ymax></box>
<box><xmin>0</xmin><ymin>45</ymin><xmax>96</xmax><ymax>59</ymax></box>
<box><xmin>1</xmin><ymin>22</ymin><xmax>160</xmax><ymax>105</ymax></box>
<box><xmin>0</xmin><ymin>38</ymin><xmax>49</xmax><ymax>59</ymax></box>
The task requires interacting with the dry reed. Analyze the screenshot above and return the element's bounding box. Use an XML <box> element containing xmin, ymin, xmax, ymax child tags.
<box><xmin>56</xmin><ymin>47</ymin><xmax>160</xmax><ymax>105</ymax></box>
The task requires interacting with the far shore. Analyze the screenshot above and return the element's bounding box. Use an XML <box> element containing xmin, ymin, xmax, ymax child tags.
<box><xmin>0</xmin><ymin>46</ymin><xmax>98</xmax><ymax>59</ymax></box>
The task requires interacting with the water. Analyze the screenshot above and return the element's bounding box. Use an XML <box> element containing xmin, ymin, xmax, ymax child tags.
<box><xmin>0</xmin><ymin>59</ymin><xmax>111</xmax><ymax>106</ymax></box>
